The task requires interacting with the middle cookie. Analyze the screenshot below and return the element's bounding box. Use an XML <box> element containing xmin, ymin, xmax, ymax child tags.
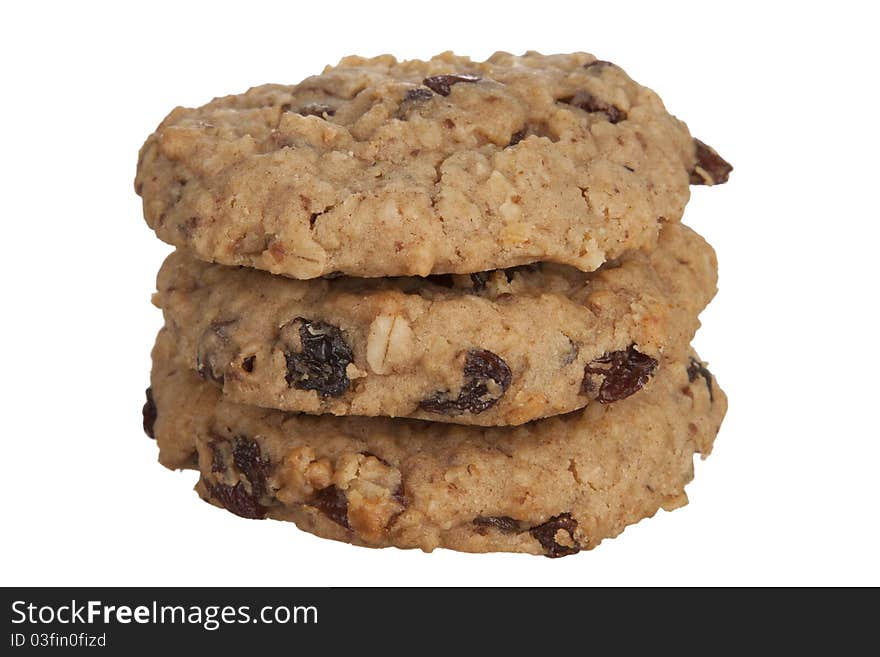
<box><xmin>156</xmin><ymin>223</ymin><xmax>716</xmax><ymax>426</ymax></box>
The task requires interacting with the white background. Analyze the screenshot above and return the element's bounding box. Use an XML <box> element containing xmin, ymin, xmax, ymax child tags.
<box><xmin>2</xmin><ymin>1</ymin><xmax>878</xmax><ymax>586</ymax></box>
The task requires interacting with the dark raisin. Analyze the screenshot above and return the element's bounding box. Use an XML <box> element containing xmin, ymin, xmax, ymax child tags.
<box><xmin>196</xmin><ymin>319</ymin><xmax>238</xmax><ymax>384</ymax></box>
<box><xmin>529</xmin><ymin>513</ymin><xmax>580</xmax><ymax>558</ymax></box>
<box><xmin>282</xmin><ymin>318</ymin><xmax>354</xmax><ymax>397</ymax></box>
<box><xmin>470</xmin><ymin>271</ymin><xmax>490</xmax><ymax>291</ymax></box>
<box><xmin>142</xmin><ymin>387</ymin><xmax>157</xmax><ymax>439</ymax></box>
<box><xmin>581</xmin><ymin>345</ymin><xmax>657</xmax><ymax>403</ymax></box>
<box><xmin>232</xmin><ymin>436</ymin><xmax>271</xmax><ymax>497</ymax></box>
<box><xmin>422</xmin><ymin>73</ymin><xmax>481</xmax><ymax>96</ymax></box>
<box><xmin>560</xmin><ymin>91</ymin><xmax>627</xmax><ymax>124</ymax></box>
<box><xmin>507</xmin><ymin>127</ymin><xmax>527</xmax><ymax>147</ymax></box>
<box><xmin>208</xmin><ymin>434</ymin><xmax>271</xmax><ymax>496</ymax></box>
<box><xmin>689</xmin><ymin>138</ymin><xmax>732</xmax><ymax>185</ymax></box>
<box><xmin>419</xmin><ymin>349</ymin><xmax>512</xmax><ymax>415</ymax></box>
<box><xmin>206</xmin><ymin>481</ymin><xmax>267</xmax><ymax>519</ymax></box>
<box><xmin>473</xmin><ymin>516</ymin><xmax>521</xmax><ymax>533</ymax></box>
<box><xmin>291</xmin><ymin>102</ymin><xmax>336</xmax><ymax>117</ymax></box>
<box><xmin>241</xmin><ymin>355</ymin><xmax>255</xmax><ymax>372</ymax></box>
<box><xmin>584</xmin><ymin>59</ymin><xmax>615</xmax><ymax>71</ymax></box>
<box><xmin>310</xmin><ymin>485</ymin><xmax>350</xmax><ymax>528</ymax></box>
<box><xmin>686</xmin><ymin>357</ymin><xmax>715</xmax><ymax>401</ymax></box>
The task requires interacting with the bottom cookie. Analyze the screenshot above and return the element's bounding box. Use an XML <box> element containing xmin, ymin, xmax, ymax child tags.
<box><xmin>147</xmin><ymin>330</ymin><xmax>726</xmax><ymax>556</ymax></box>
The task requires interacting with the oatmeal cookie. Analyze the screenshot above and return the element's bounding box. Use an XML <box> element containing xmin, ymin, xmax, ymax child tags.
<box><xmin>156</xmin><ymin>223</ymin><xmax>716</xmax><ymax>426</ymax></box>
<box><xmin>146</xmin><ymin>329</ymin><xmax>726</xmax><ymax>556</ymax></box>
<box><xmin>136</xmin><ymin>51</ymin><xmax>730</xmax><ymax>279</ymax></box>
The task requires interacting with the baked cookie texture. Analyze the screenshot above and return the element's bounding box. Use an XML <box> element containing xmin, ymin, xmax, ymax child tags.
<box><xmin>155</xmin><ymin>223</ymin><xmax>717</xmax><ymax>426</ymax></box>
<box><xmin>136</xmin><ymin>50</ymin><xmax>733</xmax><ymax>555</ymax></box>
<box><xmin>136</xmin><ymin>51</ymin><xmax>729</xmax><ymax>280</ymax></box>
<box><xmin>147</xmin><ymin>330</ymin><xmax>726</xmax><ymax>556</ymax></box>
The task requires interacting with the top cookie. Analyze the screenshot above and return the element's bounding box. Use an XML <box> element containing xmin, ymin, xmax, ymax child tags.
<box><xmin>136</xmin><ymin>51</ymin><xmax>730</xmax><ymax>279</ymax></box>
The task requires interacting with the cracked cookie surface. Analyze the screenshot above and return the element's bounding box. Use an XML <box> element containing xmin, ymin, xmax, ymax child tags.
<box><xmin>149</xmin><ymin>330</ymin><xmax>726</xmax><ymax>556</ymax></box>
<box><xmin>136</xmin><ymin>51</ymin><xmax>729</xmax><ymax>279</ymax></box>
<box><xmin>156</xmin><ymin>223</ymin><xmax>717</xmax><ymax>426</ymax></box>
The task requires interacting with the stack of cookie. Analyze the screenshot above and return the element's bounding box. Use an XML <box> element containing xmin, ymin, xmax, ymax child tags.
<box><xmin>137</xmin><ymin>52</ymin><xmax>731</xmax><ymax>556</ymax></box>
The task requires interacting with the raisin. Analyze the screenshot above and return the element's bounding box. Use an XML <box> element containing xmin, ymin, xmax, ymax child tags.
<box><xmin>241</xmin><ymin>355</ymin><xmax>255</xmax><ymax>372</ymax></box>
<box><xmin>196</xmin><ymin>319</ymin><xmax>238</xmax><ymax>384</ymax></box>
<box><xmin>208</xmin><ymin>434</ymin><xmax>271</xmax><ymax>497</ymax></box>
<box><xmin>689</xmin><ymin>138</ymin><xmax>732</xmax><ymax>185</ymax></box>
<box><xmin>419</xmin><ymin>349</ymin><xmax>512</xmax><ymax>415</ymax></box>
<box><xmin>422</xmin><ymin>73</ymin><xmax>481</xmax><ymax>96</ymax></box>
<box><xmin>473</xmin><ymin>516</ymin><xmax>521</xmax><ymax>534</ymax></box>
<box><xmin>403</xmin><ymin>87</ymin><xmax>434</xmax><ymax>102</ymax></box>
<box><xmin>560</xmin><ymin>91</ymin><xmax>627</xmax><ymax>124</ymax></box>
<box><xmin>142</xmin><ymin>387</ymin><xmax>157</xmax><ymax>439</ymax></box>
<box><xmin>232</xmin><ymin>436</ymin><xmax>271</xmax><ymax>497</ymax></box>
<box><xmin>287</xmin><ymin>102</ymin><xmax>336</xmax><ymax>117</ymax></box>
<box><xmin>507</xmin><ymin>127</ymin><xmax>527</xmax><ymax>147</ymax></box>
<box><xmin>206</xmin><ymin>481</ymin><xmax>266</xmax><ymax>519</ymax></box>
<box><xmin>530</xmin><ymin>513</ymin><xmax>580</xmax><ymax>558</ymax></box>
<box><xmin>582</xmin><ymin>345</ymin><xmax>657</xmax><ymax>403</ymax></box>
<box><xmin>686</xmin><ymin>357</ymin><xmax>715</xmax><ymax>401</ymax></box>
<box><xmin>311</xmin><ymin>485</ymin><xmax>350</xmax><ymax>528</ymax></box>
<box><xmin>282</xmin><ymin>318</ymin><xmax>354</xmax><ymax>397</ymax></box>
